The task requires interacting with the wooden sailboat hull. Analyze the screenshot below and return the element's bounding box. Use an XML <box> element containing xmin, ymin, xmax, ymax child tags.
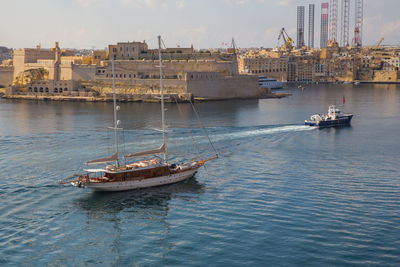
<box><xmin>85</xmin><ymin>168</ymin><xmax>199</xmax><ymax>192</ymax></box>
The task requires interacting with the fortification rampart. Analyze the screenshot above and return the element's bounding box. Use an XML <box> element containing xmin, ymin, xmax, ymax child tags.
<box><xmin>86</xmin><ymin>79</ymin><xmax>187</xmax><ymax>96</ymax></box>
<box><xmin>186</xmin><ymin>72</ymin><xmax>260</xmax><ymax>99</ymax></box>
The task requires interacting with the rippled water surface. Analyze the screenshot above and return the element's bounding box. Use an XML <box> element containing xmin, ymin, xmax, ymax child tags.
<box><xmin>1</xmin><ymin>84</ymin><xmax>400</xmax><ymax>266</ymax></box>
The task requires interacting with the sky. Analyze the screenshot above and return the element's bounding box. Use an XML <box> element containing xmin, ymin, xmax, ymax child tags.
<box><xmin>1</xmin><ymin>0</ymin><xmax>400</xmax><ymax>50</ymax></box>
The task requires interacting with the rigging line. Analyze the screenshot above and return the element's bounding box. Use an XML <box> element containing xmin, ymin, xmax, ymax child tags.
<box><xmin>73</xmin><ymin>161</ymin><xmax>83</xmax><ymax>176</ymax></box>
<box><xmin>173</xmin><ymin>96</ymin><xmax>202</xmax><ymax>161</ymax></box>
<box><xmin>160</xmin><ymin>38</ymin><xmax>173</xmax><ymax>60</ymax></box>
<box><xmin>146</xmin><ymin>36</ymin><xmax>158</xmax><ymax>49</ymax></box>
<box><xmin>161</xmin><ymin>38</ymin><xmax>167</xmax><ymax>50</ymax></box>
<box><xmin>189</xmin><ymin>99</ymin><xmax>218</xmax><ymax>156</ymax></box>
<box><xmin>173</xmin><ymin>98</ymin><xmax>217</xmax><ymax>179</ymax></box>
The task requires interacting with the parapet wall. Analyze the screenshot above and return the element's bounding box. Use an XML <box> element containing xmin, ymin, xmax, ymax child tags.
<box><xmin>86</xmin><ymin>73</ymin><xmax>260</xmax><ymax>100</ymax></box>
<box><xmin>84</xmin><ymin>79</ymin><xmax>187</xmax><ymax>96</ymax></box>
<box><xmin>186</xmin><ymin>72</ymin><xmax>260</xmax><ymax>98</ymax></box>
<box><xmin>98</xmin><ymin>59</ymin><xmax>238</xmax><ymax>78</ymax></box>
<box><xmin>71</xmin><ymin>65</ymin><xmax>97</xmax><ymax>81</ymax></box>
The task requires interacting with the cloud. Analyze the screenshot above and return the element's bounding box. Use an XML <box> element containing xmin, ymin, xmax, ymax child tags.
<box><xmin>364</xmin><ymin>15</ymin><xmax>400</xmax><ymax>45</ymax></box>
<box><xmin>380</xmin><ymin>20</ymin><xmax>400</xmax><ymax>39</ymax></box>
<box><xmin>274</xmin><ymin>0</ymin><xmax>295</xmax><ymax>6</ymax></box>
<box><xmin>176</xmin><ymin>1</ymin><xmax>186</xmax><ymax>9</ymax></box>
<box><xmin>75</xmin><ymin>0</ymin><xmax>108</xmax><ymax>8</ymax></box>
<box><xmin>120</xmin><ymin>0</ymin><xmax>168</xmax><ymax>8</ymax></box>
<box><xmin>222</xmin><ymin>0</ymin><xmax>265</xmax><ymax>5</ymax></box>
<box><xmin>120</xmin><ymin>0</ymin><xmax>133</xmax><ymax>5</ymax></box>
<box><xmin>168</xmin><ymin>26</ymin><xmax>208</xmax><ymax>45</ymax></box>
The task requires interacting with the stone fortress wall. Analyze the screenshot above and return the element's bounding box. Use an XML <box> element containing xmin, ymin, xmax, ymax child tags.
<box><xmin>185</xmin><ymin>72</ymin><xmax>260</xmax><ymax>98</ymax></box>
<box><xmin>9</xmin><ymin>41</ymin><xmax>261</xmax><ymax>100</ymax></box>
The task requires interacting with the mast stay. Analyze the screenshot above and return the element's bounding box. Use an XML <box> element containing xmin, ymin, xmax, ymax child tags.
<box><xmin>86</xmin><ymin>57</ymin><xmax>121</xmax><ymax>166</ymax></box>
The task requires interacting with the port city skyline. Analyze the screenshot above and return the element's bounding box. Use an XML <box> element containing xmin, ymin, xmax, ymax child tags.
<box><xmin>1</xmin><ymin>0</ymin><xmax>400</xmax><ymax>49</ymax></box>
<box><xmin>2</xmin><ymin>1</ymin><xmax>400</xmax><ymax>266</ymax></box>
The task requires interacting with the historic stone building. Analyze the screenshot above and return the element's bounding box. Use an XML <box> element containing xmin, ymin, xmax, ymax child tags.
<box><xmin>10</xmin><ymin>41</ymin><xmax>261</xmax><ymax>99</ymax></box>
<box><xmin>13</xmin><ymin>42</ymin><xmax>99</xmax><ymax>93</ymax></box>
<box><xmin>238</xmin><ymin>56</ymin><xmax>288</xmax><ymax>81</ymax></box>
<box><xmin>107</xmin><ymin>41</ymin><xmax>149</xmax><ymax>60</ymax></box>
<box><xmin>27</xmin><ymin>80</ymin><xmax>79</xmax><ymax>94</ymax></box>
<box><xmin>13</xmin><ymin>43</ymin><xmax>77</xmax><ymax>80</ymax></box>
<box><xmin>88</xmin><ymin>57</ymin><xmax>259</xmax><ymax>99</ymax></box>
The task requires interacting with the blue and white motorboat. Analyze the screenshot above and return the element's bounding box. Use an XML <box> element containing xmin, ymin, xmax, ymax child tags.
<box><xmin>305</xmin><ymin>105</ymin><xmax>353</xmax><ymax>127</ymax></box>
<box><xmin>258</xmin><ymin>76</ymin><xmax>284</xmax><ymax>89</ymax></box>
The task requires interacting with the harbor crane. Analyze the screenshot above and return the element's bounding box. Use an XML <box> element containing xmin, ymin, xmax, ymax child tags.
<box><xmin>373</xmin><ymin>37</ymin><xmax>384</xmax><ymax>52</ymax></box>
<box><xmin>278</xmin><ymin>28</ymin><xmax>294</xmax><ymax>52</ymax></box>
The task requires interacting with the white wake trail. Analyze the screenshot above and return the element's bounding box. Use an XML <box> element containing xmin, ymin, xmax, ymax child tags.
<box><xmin>210</xmin><ymin>125</ymin><xmax>315</xmax><ymax>142</ymax></box>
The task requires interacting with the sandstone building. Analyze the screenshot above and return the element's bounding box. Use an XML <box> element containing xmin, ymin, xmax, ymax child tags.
<box><xmin>11</xmin><ymin>41</ymin><xmax>261</xmax><ymax>100</ymax></box>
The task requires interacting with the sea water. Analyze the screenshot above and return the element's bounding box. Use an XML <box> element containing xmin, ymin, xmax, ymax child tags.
<box><xmin>0</xmin><ymin>84</ymin><xmax>399</xmax><ymax>266</ymax></box>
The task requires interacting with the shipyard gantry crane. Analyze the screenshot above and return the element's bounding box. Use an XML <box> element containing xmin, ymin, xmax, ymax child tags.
<box><xmin>278</xmin><ymin>28</ymin><xmax>294</xmax><ymax>52</ymax></box>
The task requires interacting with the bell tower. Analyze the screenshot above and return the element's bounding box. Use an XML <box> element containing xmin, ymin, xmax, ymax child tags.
<box><xmin>53</xmin><ymin>41</ymin><xmax>61</xmax><ymax>80</ymax></box>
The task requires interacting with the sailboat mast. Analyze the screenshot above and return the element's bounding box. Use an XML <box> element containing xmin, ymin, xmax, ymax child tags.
<box><xmin>158</xmin><ymin>35</ymin><xmax>168</xmax><ymax>163</ymax></box>
<box><xmin>111</xmin><ymin>58</ymin><xmax>120</xmax><ymax>167</ymax></box>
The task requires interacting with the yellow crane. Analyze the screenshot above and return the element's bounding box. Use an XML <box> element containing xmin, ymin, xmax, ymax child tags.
<box><xmin>373</xmin><ymin>37</ymin><xmax>384</xmax><ymax>52</ymax></box>
<box><xmin>278</xmin><ymin>28</ymin><xmax>294</xmax><ymax>52</ymax></box>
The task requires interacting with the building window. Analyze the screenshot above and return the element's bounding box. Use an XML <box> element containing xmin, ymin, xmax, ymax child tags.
<box><xmin>40</xmin><ymin>87</ymin><xmax>43</xmax><ymax>92</ymax></box>
<box><xmin>34</xmin><ymin>87</ymin><xmax>38</xmax><ymax>92</ymax></box>
<box><xmin>64</xmin><ymin>88</ymin><xmax>68</xmax><ymax>91</ymax></box>
<box><xmin>54</xmin><ymin>88</ymin><xmax>58</xmax><ymax>93</ymax></box>
<box><xmin>60</xmin><ymin>88</ymin><xmax>63</xmax><ymax>93</ymax></box>
<box><xmin>45</xmin><ymin>88</ymin><xmax>49</xmax><ymax>92</ymax></box>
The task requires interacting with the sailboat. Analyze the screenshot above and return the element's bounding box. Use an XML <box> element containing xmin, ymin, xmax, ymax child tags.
<box><xmin>65</xmin><ymin>36</ymin><xmax>217</xmax><ymax>191</ymax></box>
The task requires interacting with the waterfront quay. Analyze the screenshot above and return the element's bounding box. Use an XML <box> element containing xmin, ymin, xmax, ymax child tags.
<box><xmin>1</xmin><ymin>39</ymin><xmax>399</xmax><ymax>103</ymax></box>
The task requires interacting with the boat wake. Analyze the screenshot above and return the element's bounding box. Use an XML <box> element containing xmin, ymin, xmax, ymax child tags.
<box><xmin>117</xmin><ymin>124</ymin><xmax>315</xmax><ymax>157</ymax></box>
<box><xmin>208</xmin><ymin>124</ymin><xmax>315</xmax><ymax>143</ymax></box>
